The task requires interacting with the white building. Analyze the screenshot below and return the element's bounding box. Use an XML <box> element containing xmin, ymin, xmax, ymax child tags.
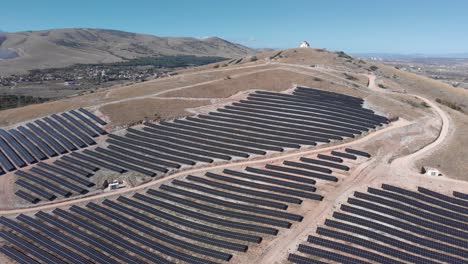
<box><xmin>299</xmin><ymin>41</ymin><xmax>310</xmax><ymax>48</ymax></box>
<box><xmin>422</xmin><ymin>166</ymin><xmax>441</xmax><ymax>177</ymax></box>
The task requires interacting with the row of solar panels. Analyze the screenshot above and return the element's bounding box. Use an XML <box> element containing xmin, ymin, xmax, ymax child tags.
<box><xmin>288</xmin><ymin>184</ymin><xmax>468</xmax><ymax>264</ymax></box>
<box><xmin>14</xmin><ymin>145</ymin><xmax>365</xmax><ymax>204</ymax></box>
<box><xmin>0</xmin><ymin>155</ymin><xmax>344</xmax><ymax>263</ymax></box>
<box><xmin>0</xmin><ymin>108</ymin><xmax>107</xmax><ymax>175</ymax></box>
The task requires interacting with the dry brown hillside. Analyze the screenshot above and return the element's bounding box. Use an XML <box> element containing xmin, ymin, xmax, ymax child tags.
<box><xmin>1</xmin><ymin>47</ymin><xmax>467</xmax><ymax>179</ymax></box>
<box><xmin>0</xmin><ymin>28</ymin><xmax>257</xmax><ymax>75</ymax></box>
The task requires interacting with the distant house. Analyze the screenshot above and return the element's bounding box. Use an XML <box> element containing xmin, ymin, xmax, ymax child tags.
<box><xmin>299</xmin><ymin>41</ymin><xmax>310</xmax><ymax>48</ymax></box>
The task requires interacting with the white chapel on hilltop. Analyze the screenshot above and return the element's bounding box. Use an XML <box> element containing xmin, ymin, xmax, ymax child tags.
<box><xmin>299</xmin><ymin>41</ymin><xmax>310</xmax><ymax>48</ymax></box>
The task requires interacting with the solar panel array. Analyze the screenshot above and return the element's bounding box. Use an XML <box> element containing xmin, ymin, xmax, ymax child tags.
<box><xmin>0</xmin><ymin>157</ymin><xmax>340</xmax><ymax>263</ymax></box>
<box><xmin>0</xmin><ymin>108</ymin><xmax>106</xmax><ymax>176</ymax></box>
<box><xmin>11</xmin><ymin>87</ymin><xmax>384</xmax><ymax>204</ymax></box>
<box><xmin>288</xmin><ymin>184</ymin><xmax>468</xmax><ymax>264</ymax></box>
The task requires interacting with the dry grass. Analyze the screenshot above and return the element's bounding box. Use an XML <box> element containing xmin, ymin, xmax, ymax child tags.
<box><xmin>100</xmin><ymin>98</ymin><xmax>210</xmax><ymax>127</ymax></box>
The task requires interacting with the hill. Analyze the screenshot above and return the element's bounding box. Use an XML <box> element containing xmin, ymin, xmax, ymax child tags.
<box><xmin>0</xmin><ymin>28</ymin><xmax>257</xmax><ymax>75</ymax></box>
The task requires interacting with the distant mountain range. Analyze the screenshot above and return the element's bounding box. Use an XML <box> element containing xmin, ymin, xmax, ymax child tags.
<box><xmin>0</xmin><ymin>28</ymin><xmax>258</xmax><ymax>75</ymax></box>
<box><xmin>353</xmin><ymin>52</ymin><xmax>468</xmax><ymax>60</ymax></box>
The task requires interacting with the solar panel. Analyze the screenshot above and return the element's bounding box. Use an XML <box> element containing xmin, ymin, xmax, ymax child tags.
<box><xmin>0</xmin><ymin>129</ymin><xmax>36</xmax><ymax>164</ymax></box>
<box><xmin>244</xmin><ymin>167</ymin><xmax>316</xmax><ymax>184</ymax></box>
<box><xmin>17</xmin><ymin>126</ymin><xmax>57</xmax><ymax>157</ymax></box>
<box><xmin>34</xmin><ymin>120</ymin><xmax>77</xmax><ymax>151</ymax></box>
<box><xmin>36</xmin><ymin>162</ymin><xmax>94</xmax><ymax>187</ymax></box>
<box><xmin>53</xmin><ymin>159</ymin><xmax>93</xmax><ymax>177</ymax></box>
<box><xmin>9</xmin><ymin>129</ymin><xmax>47</xmax><ymax>160</ymax></box>
<box><xmin>317</xmin><ymin>154</ymin><xmax>343</xmax><ymax>163</ymax></box>
<box><xmin>15</xmin><ymin>170</ymin><xmax>72</xmax><ymax>197</ymax></box>
<box><xmin>110</xmin><ymin>198</ymin><xmax>262</xmax><ymax>243</ymax></box>
<box><xmin>0</xmin><ymin>246</ymin><xmax>40</xmax><ymax>264</ymax></box>
<box><xmin>61</xmin><ymin>155</ymin><xmax>100</xmax><ymax>171</ymax></box>
<box><xmin>14</xmin><ymin>190</ymin><xmax>40</xmax><ymax>204</ymax></box>
<box><xmin>17</xmin><ymin>214</ymin><xmax>119</xmax><ymax>264</ymax></box>
<box><xmin>300</xmin><ymin>157</ymin><xmax>349</xmax><ymax>171</ymax></box>
<box><xmin>43</xmin><ymin>117</ymin><xmax>87</xmax><ymax>148</ymax></box>
<box><xmin>345</xmin><ymin>148</ymin><xmax>371</xmax><ymax>157</ymax></box>
<box><xmin>0</xmin><ymin>137</ymin><xmax>26</xmax><ymax>167</ymax></box>
<box><xmin>266</xmin><ymin>164</ymin><xmax>338</xmax><ymax>182</ymax></box>
<box><xmin>78</xmin><ymin>108</ymin><xmax>107</xmax><ymax>125</ymax></box>
<box><xmin>51</xmin><ymin>114</ymin><xmax>96</xmax><ymax>145</ymax></box>
<box><xmin>70</xmin><ymin>110</ymin><xmax>107</xmax><ymax>135</ymax></box>
<box><xmin>95</xmin><ymin>147</ymin><xmax>168</xmax><ymax>173</ymax></box>
<box><xmin>331</xmin><ymin>151</ymin><xmax>357</xmax><ymax>160</ymax></box>
<box><xmin>26</xmin><ymin>123</ymin><xmax>67</xmax><ymax>154</ymax></box>
<box><xmin>70</xmin><ymin>151</ymin><xmax>125</xmax><ymax>173</ymax></box>
<box><xmin>0</xmin><ymin>149</ymin><xmax>15</xmax><ymax>171</ymax></box>
<box><xmin>283</xmin><ymin>160</ymin><xmax>333</xmax><ymax>174</ymax></box>
<box><xmin>30</xmin><ymin>167</ymin><xmax>87</xmax><ymax>194</ymax></box>
<box><xmin>61</xmin><ymin>112</ymin><xmax>98</xmax><ymax>137</ymax></box>
<box><xmin>132</xmin><ymin>193</ymin><xmax>278</xmax><ymax>235</ymax></box>
<box><xmin>16</xmin><ymin>179</ymin><xmax>56</xmax><ymax>200</ymax></box>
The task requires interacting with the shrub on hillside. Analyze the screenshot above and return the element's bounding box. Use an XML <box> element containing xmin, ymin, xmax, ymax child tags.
<box><xmin>435</xmin><ymin>98</ymin><xmax>464</xmax><ymax>113</ymax></box>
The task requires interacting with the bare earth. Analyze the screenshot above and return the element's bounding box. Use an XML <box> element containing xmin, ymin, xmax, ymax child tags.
<box><xmin>0</xmin><ymin>48</ymin><xmax>467</xmax><ymax>264</ymax></box>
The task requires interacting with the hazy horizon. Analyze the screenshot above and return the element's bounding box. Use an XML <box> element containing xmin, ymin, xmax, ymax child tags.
<box><xmin>1</xmin><ymin>0</ymin><xmax>468</xmax><ymax>54</ymax></box>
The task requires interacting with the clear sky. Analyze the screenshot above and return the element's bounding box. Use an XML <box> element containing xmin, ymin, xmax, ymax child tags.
<box><xmin>1</xmin><ymin>0</ymin><xmax>467</xmax><ymax>54</ymax></box>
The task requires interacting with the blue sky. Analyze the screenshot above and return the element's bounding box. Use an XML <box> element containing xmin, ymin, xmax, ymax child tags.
<box><xmin>1</xmin><ymin>0</ymin><xmax>467</xmax><ymax>54</ymax></box>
